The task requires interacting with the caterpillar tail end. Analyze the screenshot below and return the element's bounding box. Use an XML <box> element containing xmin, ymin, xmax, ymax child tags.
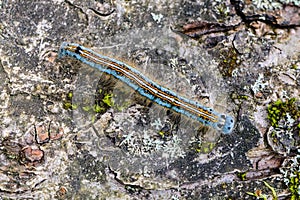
<box><xmin>58</xmin><ymin>42</ymin><xmax>69</xmax><ymax>58</ymax></box>
<box><xmin>222</xmin><ymin>115</ymin><xmax>234</xmax><ymax>134</ymax></box>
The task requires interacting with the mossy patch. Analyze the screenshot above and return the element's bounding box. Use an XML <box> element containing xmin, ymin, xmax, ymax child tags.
<box><xmin>63</xmin><ymin>91</ymin><xmax>78</xmax><ymax>110</ymax></box>
<box><xmin>190</xmin><ymin>140</ymin><xmax>215</xmax><ymax>153</ymax></box>
<box><xmin>280</xmin><ymin>153</ymin><xmax>300</xmax><ymax>200</ymax></box>
<box><xmin>288</xmin><ymin>170</ymin><xmax>300</xmax><ymax>200</ymax></box>
<box><xmin>63</xmin><ymin>89</ymin><xmax>114</xmax><ymax>122</ymax></box>
<box><xmin>267</xmin><ymin>98</ymin><xmax>300</xmax><ymax>128</ymax></box>
<box><xmin>218</xmin><ymin>47</ymin><xmax>241</xmax><ymax>77</ymax></box>
<box><xmin>267</xmin><ymin>98</ymin><xmax>300</xmax><ymax>198</ymax></box>
<box><xmin>237</xmin><ymin>171</ymin><xmax>247</xmax><ymax>181</ymax></box>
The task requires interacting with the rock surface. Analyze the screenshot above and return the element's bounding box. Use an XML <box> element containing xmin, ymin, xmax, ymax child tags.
<box><xmin>0</xmin><ymin>0</ymin><xmax>299</xmax><ymax>199</ymax></box>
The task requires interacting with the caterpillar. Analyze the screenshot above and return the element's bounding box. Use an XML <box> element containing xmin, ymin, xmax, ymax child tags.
<box><xmin>59</xmin><ymin>42</ymin><xmax>234</xmax><ymax>134</ymax></box>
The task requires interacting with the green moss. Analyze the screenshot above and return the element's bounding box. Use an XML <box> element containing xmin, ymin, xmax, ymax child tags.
<box><xmin>94</xmin><ymin>90</ymin><xmax>114</xmax><ymax>114</ymax></box>
<box><xmin>231</xmin><ymin>92</ymin><xmax>249</xmax><ymax>100</ymax></box>
<box><xmin>67</xmin><ymin>91</ymin><xmax>73</xmax><ymax>98</ymax></box>
<box><xmin>93</xmin><ymin>104</ymin><xmax>105</xmax><ymax>113</ymax></box>
<box><xmin>63</xmin><ymin>91</ymin><xmax>78</xmax><ymax>110</ymax></box>
<box><xmin>267</xmin><ymin>98</ymin><xmax>300</xmax><ymax>198</ymax></box>
<box><xmin>289</xmin><ymin>171</ymin><xmax>300</xmax><ymax>200</ymax></box>
<box><xmin>291</xmin><ymin>64</ymin><xmax>298</xmax><ymax>70</ymax></box>
<box><xmin>218</xmin><ymin>47</ymin><xmax>241</xmax><ymax>77</ymax></box>
<box><xmin>237</xmin><ymin>172</ymin><xmax>247</xmax><ymax>181</ymax></box>
<box><xmin>63</xmin><ymin>102</ymin><xmax>71</xmax><ymax>109</ymax></box>
<box><xmin>102</xmin><ymin>93</ymin><xmax>113</xmax><ymax>107</ymax></box>
<box><xmin>91</xmin><ymin>115</ymin><xmax>96</xmax><ymax>123</ymax></box>
<box><xmin>63</xmin><ymin>102</ymin><xmax>78</xmax><ymax>110</ymax></box>
<box><xmin>114</xmin><ymin>98</ymin><xmax>132</xmax><ymax>112</ymax></box>
<box><xmin>191</xmin><ymin>141</ymin><xmax>215</xmax><ymax>153</ymax></box>
<box><xmin>191</xmin><ymin>142</ymin><xmax>201</xmax><ymax>153</ymax></box>
<box><xmin>82</xmin><ymin>106</ymin><xmax>91</xmax><ymax>112</ymax></box>
<box><xmin>63</xmin><ymin>89</ymin><xmax>114</xmax><ymax>120</ymax></box>
<box><xmin>267</xmin><ymin>98</ymin><xmax>300</xmax><ymax>127</ymax></box>
<box><xmin>158</xmin><ymin>131</ymin><xmax>165</xmax><ymax>138</ymax></box>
